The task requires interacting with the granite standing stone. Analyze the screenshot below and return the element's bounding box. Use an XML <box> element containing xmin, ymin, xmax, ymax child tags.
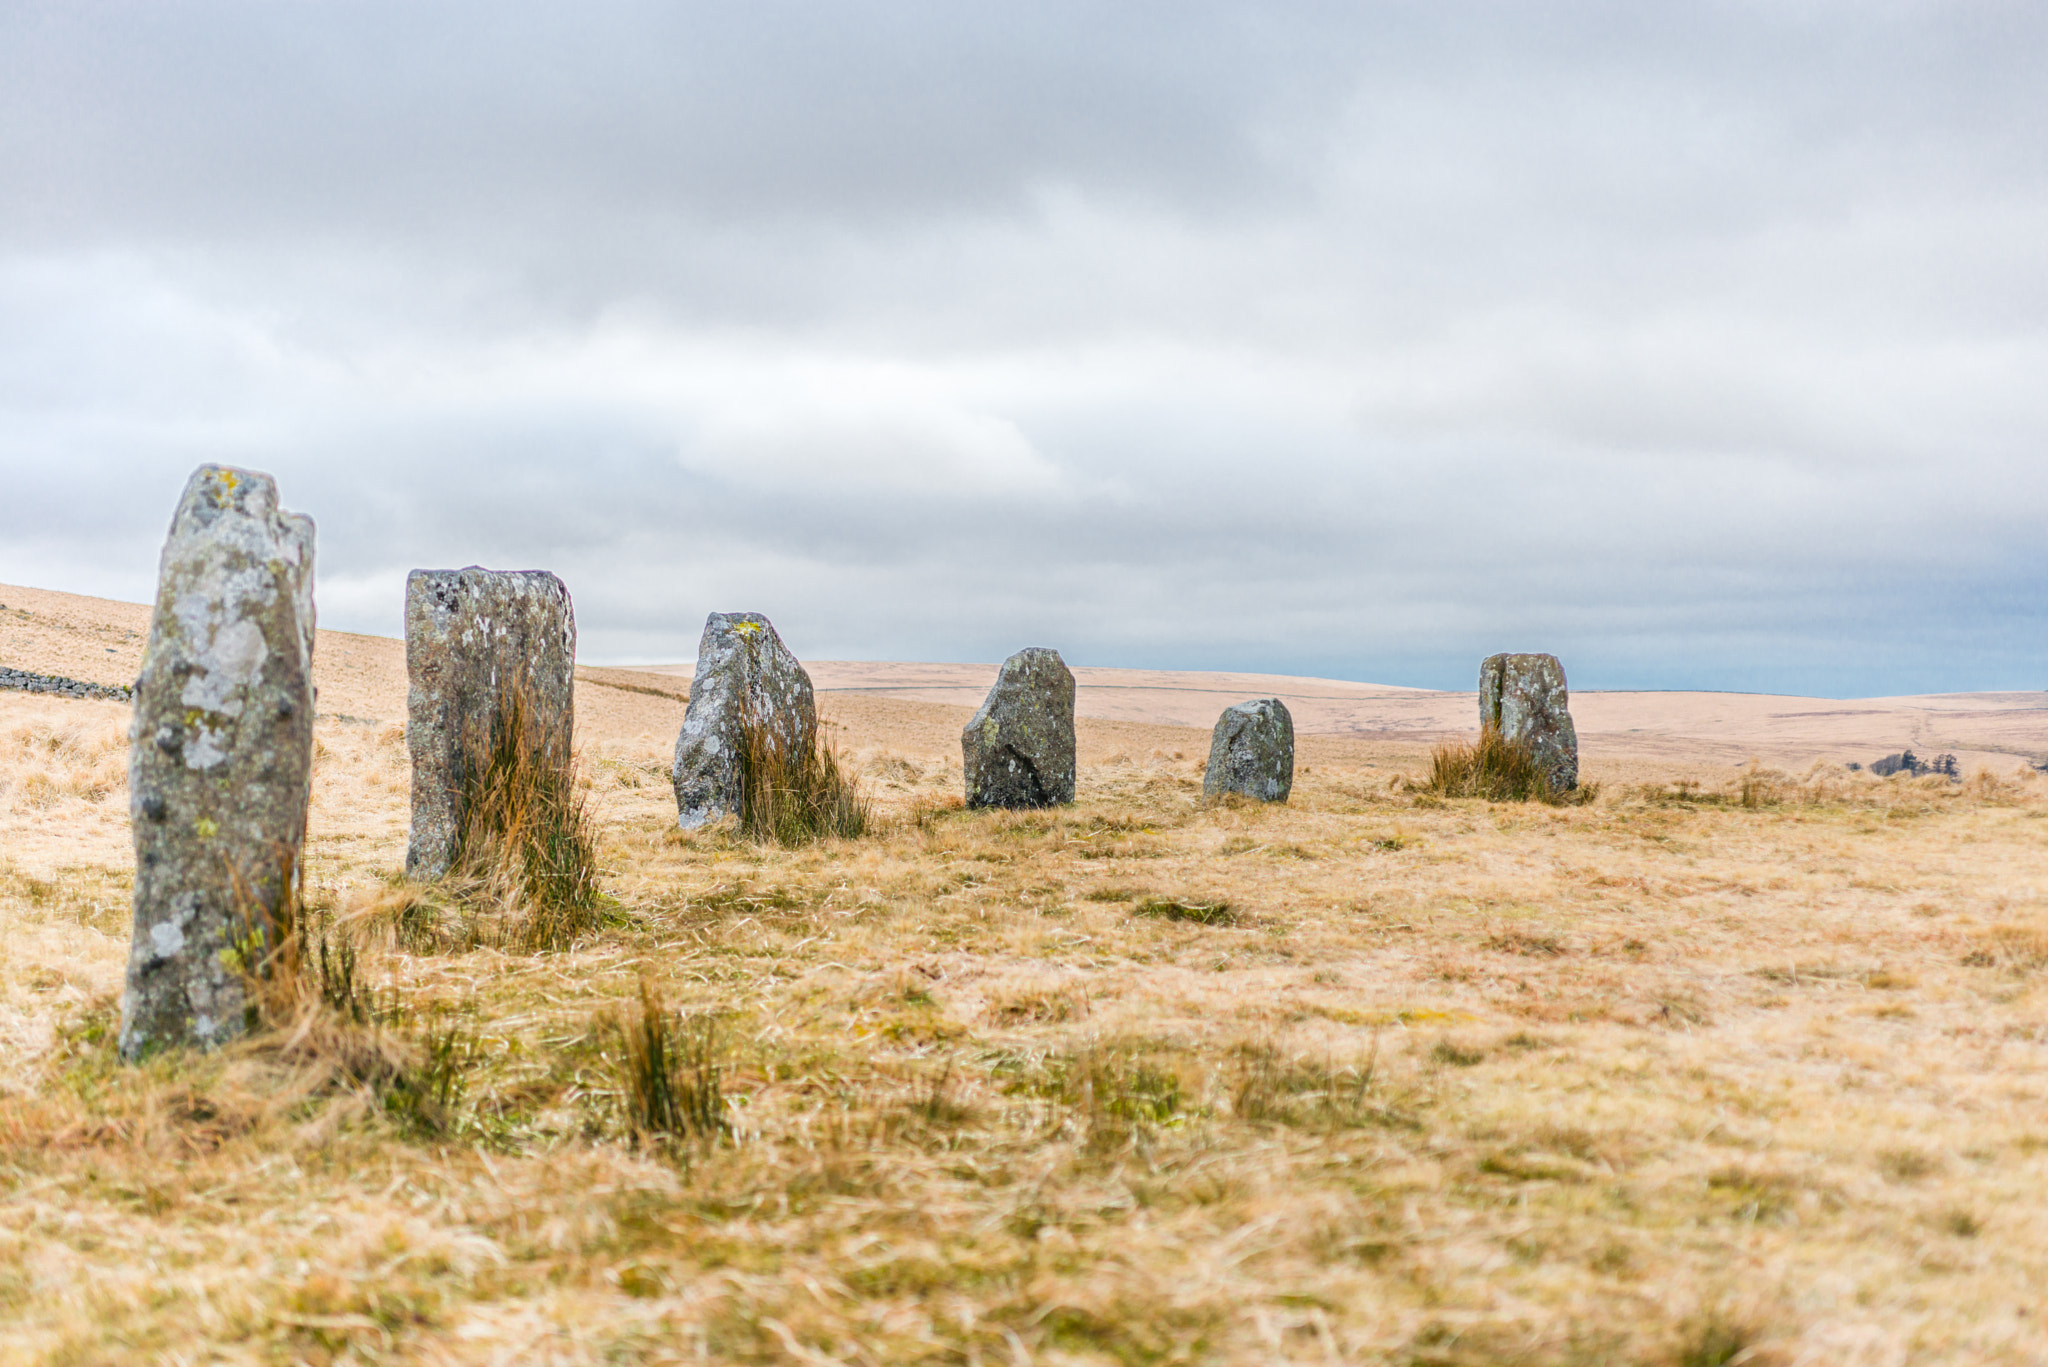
<box><xmin>1203</xmin><ymin>698</ymin><xmax>1294</xmax><ymax>803</ymax></box>
<box><xmin>121</xmin><ymin>465</ymin><xmax>315</xmax><ymax>1060</ymax></box>
<box><xmin>671</xmin><ymin>613</ymin><xmax>817</xmax><ymax>828</ymax></box>
<box><xmin>405</xmin><ymin>568</ymin><xmax>576</xmax><ymax>878</ymax></box>
<box><xmin>1478</xmin><ymin>652</ymin><xmax>1578</xmax><ymax>791</ymax></box>
<box><xmin>962</xmin><ymin>648</ymin><xmax>1076</xmax><ymax>808</ymax></box>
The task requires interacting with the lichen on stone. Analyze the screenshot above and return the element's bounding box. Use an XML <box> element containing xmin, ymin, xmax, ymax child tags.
<box><xmin>122</xmin><ymin>463</ymin><xmax>316</xmax><ymax>1061</ymax></box>
<box><xmin>963</xmin><ymin>648</ymin><xmax>1075</xmax><ymax>809</ymax></box>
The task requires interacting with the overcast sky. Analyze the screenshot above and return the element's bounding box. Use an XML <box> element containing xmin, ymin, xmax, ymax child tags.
<box><xmin>2</xmin><ymin>1</ymin><xmax>2043</xmax><ymax>694</ymax></box>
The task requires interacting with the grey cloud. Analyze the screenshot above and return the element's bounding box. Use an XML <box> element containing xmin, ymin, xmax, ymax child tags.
<box><xmin>2</xmin><ymin>1</ymin><xmax>2045</xmax><ymax>697</ymax></box>
<box><xmin>0</xmin><ymin>0</ymin><xmax>1324</xmax><ymax>240</ymax></box>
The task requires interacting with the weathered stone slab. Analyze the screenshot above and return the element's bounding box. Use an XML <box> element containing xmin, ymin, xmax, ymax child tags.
<box><xmin>122</xmin><ymin>464</ymin><xmax>315</xmax><ymax>1060</ymax></box>
<box><xmin>1479</xmin><ymin>652</ymin><xmax>1578</xmax><ymax>791</ymax></box>
<box><xmin>963</xmin><ymin>648</ymin><xmax>1075</xmax><ymax>809</ymax></box>
<box><xmin>671</xmin><ymin>613</ymin><xmax>817</xmax><ymax>828</ymax></box>
<box><xmin>405</xmin><ymin>568</ymin><xmax>576</xmax><ymax>877</ymax></box>
<box><xmin>1203</xmin><ymin>698</ymin><xmax>1294</xmax><ymax>803</ymax></box>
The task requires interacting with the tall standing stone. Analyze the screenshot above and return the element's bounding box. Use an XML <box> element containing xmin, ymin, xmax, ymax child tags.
<box><xmin>405</xmin><ymin>568</ymin><xmax>576</xmax><ymax>878</ymax></box>
<box><xmin>672</xmin><ymin>613</ymin><xmax>817</xmax><ymax>828</ymax></box>
<box><xmin>1479</xmin><ymin>652</ymin><xmax>1578</xmax><ymax>791</ymax></box>
<box><xmin>962</xmin><ymin>648</ymin><xmax>1076</xmax><ymax>809</ymax></box>
<box><xmin>1203</xmin><ymin>698</ymin><xmax>1294</xmax><ymax>803</ymax></box>
<box><xmin>122</xmin><ymin>465</ymin><xmax>315</xmax><ymax>1060</ymax></box>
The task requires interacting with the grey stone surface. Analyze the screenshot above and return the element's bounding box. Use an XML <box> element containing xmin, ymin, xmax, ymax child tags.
<box><xmin>963</xmin><ymin>648</ymin><xmax>1075</xmax><ymax>809</ymax></box>
<box><xmin>1479</xmin><ymin>652</ymin><xmax>1579</xmax><ymax>791</ymax></box>
<box><xmin>671</xmin><ymin>613</ymin><xmax>817</xmax><ymax>828</ymax></box>
<box><xmin>1203</xmin><ymin>698</ymin><xmax>1294</xmax><ymax>803</ymax></box>
<box><xmin>405</xmin><ymin>568</ymin><xmax>576</xmax><ymax>877</ymax></box>
<box><xmin>122</xmin><ymin>464</ymin><xmax>316</xmax><ymax>1060</ymax></box>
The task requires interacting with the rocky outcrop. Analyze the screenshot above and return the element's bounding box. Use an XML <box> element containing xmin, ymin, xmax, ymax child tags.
<box><xmin>122</xmin><ymin>465</ymin><xmax>315</xmax><ymax>1060</ymax></box>
<box><xmin>963</xmin><ymin>648</ymin><xmax>1075</xmax><ymax>809</ymax></box>
<box><xmin>404</xmin><ymin>568</ymin><xmax>576</xmax><ymax>878</ymax></box>
<box><xmin>1870</xmin><ymin>750</ymin><xmax>1960</xmax><ymax>780</ymax></box>
<box><xmin>671</xmin><ymin>613</ymin><xmax>817</xmax><ymax>828</ymax></box>
<box><xmin>1479</xmin><ymin>653</ymin><xmax>1578</xmax><ymax>791</ymax></box>
<box><xmin>1203</xmin><ymin>698</ymin><xmax>1294</xmax><ymax>803</ymax></box>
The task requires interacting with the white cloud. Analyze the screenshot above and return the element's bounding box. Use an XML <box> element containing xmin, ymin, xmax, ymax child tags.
<box><xmin>2</xmin><ymin>2</ymin><xmax>2045</xmax><ymax>694</ymax></box>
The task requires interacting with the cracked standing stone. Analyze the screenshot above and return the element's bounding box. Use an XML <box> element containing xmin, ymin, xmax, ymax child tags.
<box><xmin>122</xmin><ymin>465</ymin><xmax>315</xmax><ymax>1060</ymax></box>
<box><xmin>1203</xmin><ymin>698</ymin><xmax>1294</xmax><ymax>803</ymax></box>
<box><xmin>962</xmin><ymin>648</ymin><xmax>1075</xmax><ymax>809</ymax></box>
<box><xmin>405</xmin><ymin>568</ymin><xmax>576</xmax><ymax>877</ymax></box>
<box><xmin>671</xmin><ymin>613</ymin><xmax>817</xmax><ymax>828</ymax></box>
<box><xmin>1479</xmin><ymin>652</ymin><xmax>1578</xmax><ymax>791</ymax></box>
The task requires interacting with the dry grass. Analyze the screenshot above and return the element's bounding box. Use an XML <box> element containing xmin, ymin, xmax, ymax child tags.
<box><xmin>737</xmin><ymin>714</ymin><xmax>873</xmax><ymax>846</ymax></box>
<box><xmin>1427</xmin><ymin>724</ymin><xmax>1595</xmax><ymax>804</ymax></box>
<box><xmin>618</xmin><ymin>980</ymin><xmax>730</xmax><ymax>1149</ymax></box>
<box><xmin>376</xmin><ymin>684</ymin><xmax>604</xmax><ymax>953</ymax></box>
<box><xmin>0</xmin><ymin>716</ymin><xmax>126</xmax><ymax>814</ymax></box>
<box><xmin>8</xmin><ymin>684</ymin><xmax>2048</xmax><ymax>1362</ymax></box>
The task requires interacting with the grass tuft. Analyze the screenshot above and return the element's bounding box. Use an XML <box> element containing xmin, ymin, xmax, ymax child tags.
<box><xmin>380</xmin><ymin>1016</ymin><xmax>473</xmax><ymax>1139</ymax></box>
<box><xmin>619</xmin><ymin>981</ymin><xmax>729</xmax><ymax>1147</ymax></box>
<box><xmin>1738</xmin><ymin>761</ymin><xmax>1779</xmax><ymax>809</ymax></box>
<box><xmin>450</xmin><ymin>682</ymin><xmax>602</xmax><ymax>950</ymax></box>
<box><xmin>1070</xmin><ymin>1045</ymin><xmax>1187</xmax><ymax>1149</ymax></box>
<box><xmin>1428</xmin><ymin>724</ymin><xmax>1548</xmax><ymax>802</ymax></box>
<box><xmin>1428</xmin><ymin>724</ymin><xmax>1596</xmax><ymax>804</ymax></box>
<box><xmin>1131</xmin><ymin>896</ymin><xmax>1235</xmax><ymax>926</ymax></box>
<box><xmin>372</xmin><ymin>681</ymin><xmax>604</xmax><ymax>953</ymax></box>
<box><xmin>736</xmin><ymin>712</ymin><xmax>872</xmax><ymax>846</ymax></box>
<box><xmin>227</xmin><ymin>859</ymin><xmax>483</xmax><ymax>1138</ymax></box>
<box><xmin>1231</xmin><ymin>1039</ymin><xmax>1415</xmax><ymax>1131</ymax></box>
<box><xmin>1667</xmin><ymin>1311</ymin><xmax>1781</xmax><ymax>1367</ymax></box>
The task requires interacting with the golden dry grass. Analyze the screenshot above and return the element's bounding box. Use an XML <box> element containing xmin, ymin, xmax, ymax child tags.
<box><xmin>364</xmin><ymin>683</ymin><xmax>606</xmax><ymax>956</ymax></box>
<box><xmin>1426</xmin><ymin>724</ymin><xmax>1586</xmax><ymax>804</ymax></box>
<box><xmin>735</xmin><ymin>715</ymin><xmax>873</xmax><ymax>846</ymax></box>
<box><xmin>6</xmin><ymin>683</ymin><xmax>2048</xmax><ymax>1363</ymax></box>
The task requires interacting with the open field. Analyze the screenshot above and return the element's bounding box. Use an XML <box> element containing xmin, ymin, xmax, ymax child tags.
<box><xmin>6</xmin><ymin>584</ymin><xmax>2048</xmax><ymax>1363</ymax></box>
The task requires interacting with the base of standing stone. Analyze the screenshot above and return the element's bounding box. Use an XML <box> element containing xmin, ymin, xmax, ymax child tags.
<box><xmin>1478</xmin><ymin>652</ymin><xmax>1579</xmax><ymax>791</ymax></box>
<box><xmin>404</xmin><ymin>568</ymin><xmax>577</xmax><ymax>879</ymax></box>
<box><xmin>671</xmin><ymin>613</ymin><xmax>818</xmax><ymax>829</ymax></box>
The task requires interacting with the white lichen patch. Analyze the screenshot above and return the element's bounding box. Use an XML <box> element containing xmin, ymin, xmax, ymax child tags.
<box><xmin>123</xmin><ymin>463</ymin><xmax>316</xmax><ymax>1060</ymax></box>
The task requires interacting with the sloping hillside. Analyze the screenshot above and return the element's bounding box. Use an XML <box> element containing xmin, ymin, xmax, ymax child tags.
<box><xmin>6</xmin><ymin>582</ymin><xmax>2048</xmax><ymax>1363</ymax></box>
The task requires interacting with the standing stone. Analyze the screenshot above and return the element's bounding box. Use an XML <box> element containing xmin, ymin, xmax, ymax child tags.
<box><xmin>963</xmin><ymin>648</ymin><xmax>1076</xmax><ymax>809</ymax></box>
<box><xmin>122</xmin><ymin>465</ymin><xmax>315</xmax><ymax>1060</ymax></box>
<box><xmin>405</xmin><ymin>568</ymin><xmax>576</xmax><ymax>878</ymax></box>
<box><xmin>1478</xmin><ymin>652</ymin><xmax>1578</xmax><ymax>791</ymax></box>
<box><xmin>672</xmin><ymin>613</ymin><xmax>817</xmax><ymax>828</ymax></box>
<box><xmin>1203</xmin><ymin>698</ymin><xmax>1294</xmax><ymax>803</ymax></box>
